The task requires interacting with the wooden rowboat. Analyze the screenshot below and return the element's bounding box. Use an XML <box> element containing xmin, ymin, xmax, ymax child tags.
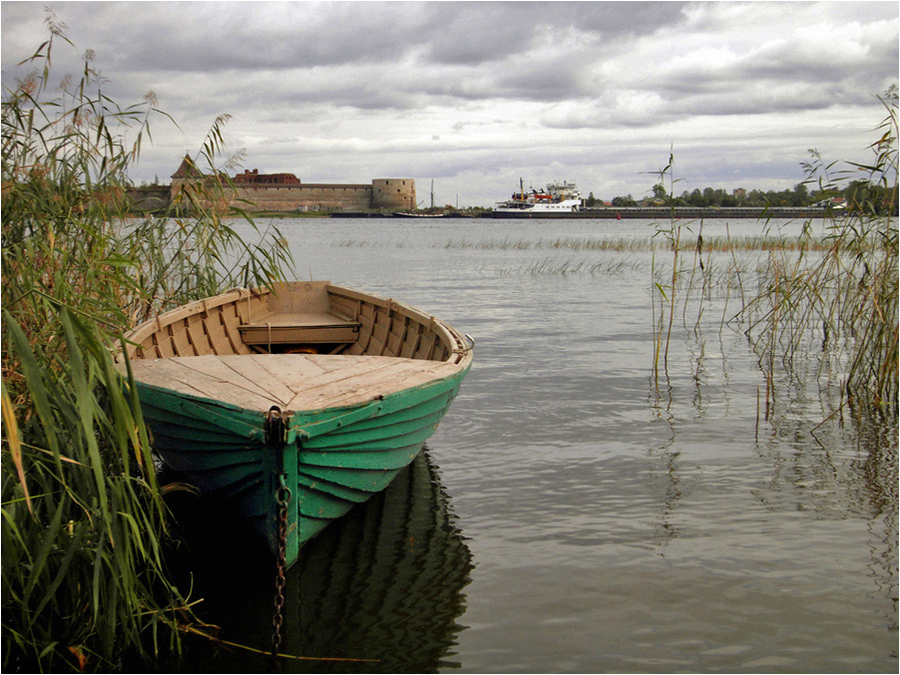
<box><xmin>117</xmin><ymin>281</ymin><xmax>473</xmax><ymax>568</ymax></box>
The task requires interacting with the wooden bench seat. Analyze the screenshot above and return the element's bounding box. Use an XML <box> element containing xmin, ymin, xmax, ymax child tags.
<box><xmin>239</xmin><ymin>311</ymin><xmax>361</xmax><ymax>346</ymax></box>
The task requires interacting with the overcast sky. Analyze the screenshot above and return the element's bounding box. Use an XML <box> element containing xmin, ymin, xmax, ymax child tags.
<box><xmin>2</xmin><ymin>1</ymin><xmax>897</xmax><ymax>206</ymax></box>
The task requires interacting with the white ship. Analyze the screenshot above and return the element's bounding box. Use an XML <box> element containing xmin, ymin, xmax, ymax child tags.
<box><xmin>492</xmin><ymin>179</ymin><xmax>582</xmax><ymax>217</ymax></box>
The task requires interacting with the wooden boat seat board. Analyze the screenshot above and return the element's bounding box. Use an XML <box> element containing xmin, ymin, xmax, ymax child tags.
<box><xmin>239</xmin><ymin>311</ymin><xmax>362</xmax><ymax>345</ymax></box>
<box><xmin>123</xmin><ymin>353</ymin><xmax>462</xmax><ymax>414</ymax></box>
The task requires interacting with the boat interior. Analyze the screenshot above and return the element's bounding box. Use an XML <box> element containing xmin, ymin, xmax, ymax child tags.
<box><xmin>123</xmin><ymin>282</ymin><xmax>465</xmax><ymax>365</ymax></box>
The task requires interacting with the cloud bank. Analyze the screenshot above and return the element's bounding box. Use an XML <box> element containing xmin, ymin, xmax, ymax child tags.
<box><xmin>2</xmin><ymin>1</ymin><xmax>897</xmax><ymax>206</ymax></box>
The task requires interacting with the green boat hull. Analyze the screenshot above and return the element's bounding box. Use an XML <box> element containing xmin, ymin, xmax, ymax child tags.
<box><xmin>136</xmin><ymin>364</ymin><xmax>469</xmax><ymax>567</ymax></box>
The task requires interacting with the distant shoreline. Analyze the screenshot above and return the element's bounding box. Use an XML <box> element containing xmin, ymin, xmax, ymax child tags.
<box><xmin>330</xmin><ymin>206</ymin><xmax>839</xmax><ymax>219</ymax></box>
<box><xmin>486</xmin><ymin>206</ymin><xmax>838</xmax><ymax>219</ymax></box>
<box><xmin>126</xmin><ymin>186</ymin><xmax>845</xmax><ymax>220</ymax></box>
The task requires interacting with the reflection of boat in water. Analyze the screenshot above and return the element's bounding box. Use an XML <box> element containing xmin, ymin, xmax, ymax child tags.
<box><xmin>165</xmin><ymin>449</ymin><xmax>473</xmax><ymax>672</ymax></box>
<box><xmin>286</xmin><ymin>449</ymin><xmax>474</xmax><ymax>671</ymax></box>
<box><xmin>492</xmin><ymin>179</ymin><xmax>582</xmax><ymax>218</ymax></box>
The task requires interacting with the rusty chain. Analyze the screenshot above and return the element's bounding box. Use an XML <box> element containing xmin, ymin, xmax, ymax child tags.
<box><xmin>271</xmin><ymin>476</ymin><xmax>290</xmax><ymax>659</ymax></box>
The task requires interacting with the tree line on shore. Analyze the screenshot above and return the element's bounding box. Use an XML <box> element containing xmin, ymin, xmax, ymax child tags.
<box><xmin>586</xmin><ymin>178</ymin><xmax>897</xmax><ymax>214</ymax></box>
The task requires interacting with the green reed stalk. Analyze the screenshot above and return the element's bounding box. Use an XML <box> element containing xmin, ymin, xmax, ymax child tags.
<box><xmin>649</xmin><ymin>150</ymin><xmax>685</xmax><ymax>383</ymax></box>
<box><xmin>662</xmin><ymin>224</ymin><xmax>682</xmax><ymax>374</ymax></box>
<box><xmin>2</xmin><ymin>19</ymin><xmax>293</xmax><ymax>671</ymax></box>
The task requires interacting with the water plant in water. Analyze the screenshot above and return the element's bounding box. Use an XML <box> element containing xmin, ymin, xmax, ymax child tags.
<box><xmin>648</xmin><ymin>149</ymin><xmax>685</xmax><ymax>383</ymax></box>
<box><xmin>739</xmin><ymin>87</ymin><xmax>898</xmax><ymax>407</ymax></box>
<box><xmin>2</xmin><ymin>21</ymin><xmax>292</xmax><ymax>672</ymax></box>
<box><xmin>644</xmin><ymin>93</ymin><xmax>897</xmax><ymax>413</ymax></box>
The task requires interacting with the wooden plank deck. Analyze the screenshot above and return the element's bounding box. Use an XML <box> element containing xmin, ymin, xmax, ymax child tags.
<box><xmin>121</xmin><ymin>354</ymin><xmax>463</xmax><ymax>414</ymax></box>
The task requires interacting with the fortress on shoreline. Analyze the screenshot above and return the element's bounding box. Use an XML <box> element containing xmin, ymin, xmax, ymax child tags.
<box><xmin>169</xmin><ymin>155</ymin><xmax>416</xmax><ymax>212</ymax></box>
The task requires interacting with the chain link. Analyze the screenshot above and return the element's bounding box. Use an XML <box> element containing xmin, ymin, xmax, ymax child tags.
<box><xmin>271</xmin><ymin>479</ymin><xmax>290</xmax><ymax>659</ymax></box>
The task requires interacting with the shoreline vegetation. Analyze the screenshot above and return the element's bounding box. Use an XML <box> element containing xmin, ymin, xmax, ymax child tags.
<box><xmin>2</xmin><ymin>20</ymin><xmax>897</xmax><ymax>673</ymax></box>
<box><xmin>2</xmin><ymin>25</ymin><xmax>293</xmax><ymax>672</ymax></box>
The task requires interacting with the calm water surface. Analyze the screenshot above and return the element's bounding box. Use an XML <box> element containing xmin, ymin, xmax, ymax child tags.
<box><xmin>173</xmin><ymin>217</ymin><xmax>897</xmax><ymax>673</ymax></box>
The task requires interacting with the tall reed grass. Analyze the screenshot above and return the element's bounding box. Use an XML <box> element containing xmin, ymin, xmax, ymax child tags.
<box><xmin>739</xmin><ymin>88</ymin><xmax>898</xmax><ymax>406</ymax></box>
<box><xmin>2</xmin><ymin>22</ymin><xmax>292</xmax><ymax>671</ymax></box>
<box><xmin>646</xmin><ymin>88</ymin><xmax>897</xmax><ymax>409</ymax></box>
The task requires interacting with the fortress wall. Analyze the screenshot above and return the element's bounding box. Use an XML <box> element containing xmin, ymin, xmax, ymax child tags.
<box><xmin>232</xmin><ymin>184</ymin><xmax>373</xmax><ymax>211</ymax></box>
<box><xmin>127</xmin><ymin>186</ymin><xmax>170</xmax><ymax>211</ymax></box>
<box><xmin>169</xmin><ymin>156</ymin><xmax>416</xmax><ymax>212</ymax></box>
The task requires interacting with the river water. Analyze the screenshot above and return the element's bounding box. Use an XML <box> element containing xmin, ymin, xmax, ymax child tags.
<box><xmin>171</xmin><ymin>216</ymin><xmax>897</xmax><ymax>673</ymax></box>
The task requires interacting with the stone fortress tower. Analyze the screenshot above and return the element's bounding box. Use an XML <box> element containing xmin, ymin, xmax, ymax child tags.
<box><xmin>371</xmin><ymin>179</ymin><xmax>417</xmax><ymax>210</ymax></box>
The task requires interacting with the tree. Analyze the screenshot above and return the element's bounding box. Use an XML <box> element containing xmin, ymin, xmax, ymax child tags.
<box><xmin>651</xmin><ymin>183</ymin><xmax>667</xmax><ymax>201</ymax></box>
<box><xmin>611</xmin><ymin>194</ymin><xmax>636</xmax><ymax>207</ymax></box>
